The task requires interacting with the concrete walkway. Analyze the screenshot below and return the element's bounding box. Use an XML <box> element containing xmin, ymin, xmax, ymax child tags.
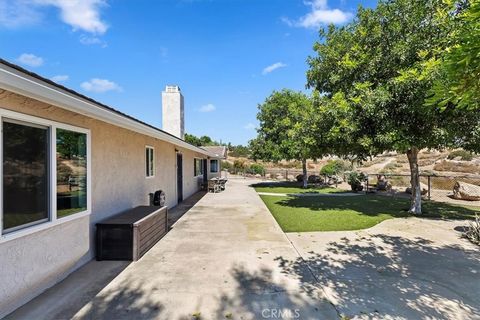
<box><xmin>288</xmin><ymin>218</ymin><xmax>480</xmax><ymax>319</ymax></box>
<box><xmin>8</xmin><ymin>177</ymin><xmax>338</xmax><ymax>320</ymax></box>
<box><xmin>8</xmin><ymin>177</ymin><xmax>480</xmax><ymax>319</ymax></box>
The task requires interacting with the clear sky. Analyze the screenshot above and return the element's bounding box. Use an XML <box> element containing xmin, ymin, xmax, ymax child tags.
<box><xmin>0</xmin><ymin>0</ymin><xmax>376</xmax><ymax>145</ymax></box>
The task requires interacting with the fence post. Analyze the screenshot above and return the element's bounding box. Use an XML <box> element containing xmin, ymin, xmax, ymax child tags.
<box><xmin>427</xmin><ymin>175</ymin><xmax>431</xmax><ymax>200</ymax></box>
<box><xmin>285</xmin><ymin>170</ymin><xmax>288</xmax><ymax>181</ymax></box>
<box><xmin>366</xmin><ymin>175</ymin><xmax>369</xmax><ymax>195</ymax></box>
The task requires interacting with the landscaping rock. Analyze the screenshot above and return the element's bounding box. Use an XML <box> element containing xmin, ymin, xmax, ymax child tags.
<box><xmin>453</xmin><ymin>181</ymin><xmax>480</xmax><ymax>201</ymax></box>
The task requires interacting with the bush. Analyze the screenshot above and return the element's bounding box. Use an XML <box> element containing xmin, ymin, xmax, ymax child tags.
<box><xmin>320</xmin><ymin>160</ymin><xmax>352</xmax><ymax>176</ymax></box>
<box><xmin>308</xmin><ymin>175</ymin><xmax>322</xmax><ymax>183</ymax></box>
<box><xmin>248</xmin><ymin>163</ymin><xmax>265</xmax><ymax>175</ymax></box>
<box><xmin>221</xmin><ymin>161</ymin><xmax>233</xmax><ymax>172</ymax></box>
<box><xmin>447</xmin><ymin>150</ymin><xmax>473</xmax><ymax>161</ymax></box>
<box><xmin>346</xmin><ymin>171</ymin><xmax>366</xmax><ymax>192</ymax></box>
<box><xmin>296</xmin><ymin>174</ymin><xmax>304</xmax><ymax>182</ymax></box>
<box><xmin>233</xmin><ymin>159</ymin><xmax>247</xmax><ymax>171</ymax></box>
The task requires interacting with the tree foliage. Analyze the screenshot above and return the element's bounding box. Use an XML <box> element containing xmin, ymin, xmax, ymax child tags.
<box><xmin>250</xmin><ymin>89</ymin><xmax>330</xmax><ymax>187</ymax></box>
<box><xmin>307</xmin><ymin>0</ymin><xmax>480</xmax><ymax>214</ymax></box>
<box><xmin>427</xmin><ymin>0</ymin><xmax>480</xmax><ymax>110</ymax></box>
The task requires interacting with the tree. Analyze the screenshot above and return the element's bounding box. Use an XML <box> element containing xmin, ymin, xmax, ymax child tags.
<box><xmin>427</xmin><ymin>1</ymin><xmax>480</xmax><ymax>110</ymax></box>
<box><xmin>250</xmin><ymin>89</ymin><xmax>328</xmax><ymax>188</ymax></box>
<box><xmin>307</xmin><ymin>0</ymin><xmax>480</xmax><ymax>214</ymax></box>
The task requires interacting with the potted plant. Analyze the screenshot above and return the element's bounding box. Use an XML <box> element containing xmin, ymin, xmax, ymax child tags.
<box><xmin>347</xmin><ymin>171</ymin><xmax>366</xmax><ymax>192</ymax></box>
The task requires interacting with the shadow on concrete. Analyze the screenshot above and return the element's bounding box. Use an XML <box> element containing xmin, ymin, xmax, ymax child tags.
<box><xmin>213</xmin><ymin>264</ymin><xmax>334</xmax><ymax>319</ymax></box>
<box><xmin>72</xmin><ymin>280</ymin><xmax>165</xmax><ymax>320</ymax></box>
<box><xmin>5</xmin><ymin>261</ymin><xmax>131</xmax><ymax>320</ymax></box>
<box><xmin>168</xmin><ymin>191</ymin><xmax>207</xmax><ymax>228</ymax></box>
<box><xmin>276</xmin><ymin>235</ymin><xmax>480</xmax><ymax>319</ymax></box>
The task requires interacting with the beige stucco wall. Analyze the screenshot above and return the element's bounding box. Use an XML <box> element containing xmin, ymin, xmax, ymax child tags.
<box><xmin>0</xmin><ymin>89</ymin><xmax>207</xmax><ymax>317</ymax></box>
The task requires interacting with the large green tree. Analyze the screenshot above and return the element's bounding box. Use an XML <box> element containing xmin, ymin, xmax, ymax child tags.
<box><xmin>428</xmin><ymin>0</ymin><xmax>480</xmax><ymax>110</ymax></box>
<box><xmin>250</xmin><ymin>89</ymin><xmax>328</xmax><ymax>188</ymax></box>
<box><xmin>307</xmin><ymin>0</ymin><xmax>480</xmax><ymax>214</ymax></box>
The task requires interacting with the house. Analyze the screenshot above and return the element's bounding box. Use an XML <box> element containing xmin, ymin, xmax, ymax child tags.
<box><xmin>0</xmin><ymin>59</ymin><xmax>223</xmax><ymax>317</ymax></box>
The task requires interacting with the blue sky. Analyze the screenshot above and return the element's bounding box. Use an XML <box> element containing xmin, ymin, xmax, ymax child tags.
<box><xmin>0</xmin><ymin>0</ymin><xmax>376</xmax><ymax>145</ymax></box>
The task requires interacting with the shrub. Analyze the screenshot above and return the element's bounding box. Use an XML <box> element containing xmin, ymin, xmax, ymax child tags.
<box><xmin>308</xmin><ymin>175</ymin><xmax>322</xmax><ymax>183</ymax></box>
<box><xmin>233</xmin><ymin>159</ymin><xmax>247</xmax><ymax>171</ymax></box>
<box><xmin>248</xmin><ymin>163</ymin><xmax>265</xmax><ymax>175</ymax></box>
<box><xmin>320</xmin><ymin>160</ymin><xmax>352</xmax><ymax>176</ymax></box>
<box><xmin>346</xmin><ymin>171</ymin><xmax>366</xmax><ymax>192</ymax></box>
<box><xmin>447</xmin><ymin>150</ymin><xmax>474</xmax><ymax>161</ymax></box>
<box><xmin>221</xmin><ymin>161</ymin><xmax>233</xmax><ymax>172</ymax></box>
<box><xmin>296</xmin><ymin>174</ymin><xmax>304</xmax><ymax>182</ymax></box>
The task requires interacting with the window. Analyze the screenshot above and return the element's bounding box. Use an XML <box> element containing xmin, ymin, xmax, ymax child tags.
<box><xmin>1</xmin><ymin>109</ymin><xmax>90</xmax><ymax>236</ymax></box>
<box><xmin>56</xmin><ymin>129</ymin><xmax>87</xmax><ymax>218</ymax></box>
<box><xmin>210</xmin><ymin>159</ymin><xmax>219</xmax><ymax>173</ymax></box>
<box><xmin>194</xmin><ymin>158</ymin><xmax>203</xmax><ymax>176</ymax></box>
<box><xmin>146</xmin><ymin>146</ymin><xmax>155</xmax><ymax>177</ymax></box>
<box><xmin>2</xmin><ymin>120</ymin><xmax>49</xmax><ymax>232</ymax></box>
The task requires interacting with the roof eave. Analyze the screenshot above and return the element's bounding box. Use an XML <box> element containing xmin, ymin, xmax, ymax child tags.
<box><xmin>0</xmin><ymin>62</ymin><xmax>210</xmax><ymax>155</ymax></box>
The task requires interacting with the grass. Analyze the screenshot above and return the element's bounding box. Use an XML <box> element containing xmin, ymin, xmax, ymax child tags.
<box><xmin>252</xmin><ymin>181</ymin><xmax>346</xmax><ymax>194</ymax></box>
<box><xmin>260</xmin><ymin>194</ymin><xmax>479</xmax><ymax>232</ymax></box>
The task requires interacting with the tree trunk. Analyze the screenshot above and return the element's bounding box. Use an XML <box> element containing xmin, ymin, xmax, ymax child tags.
<box><xmin>406</xmin><ymin>147</ymin><xmax>422</xmax><ymax>215</ymax></box>
<box><xmin>302</xmin><ymin>159</ymin><xmax>308</xmax><ymax>188</ymax></box>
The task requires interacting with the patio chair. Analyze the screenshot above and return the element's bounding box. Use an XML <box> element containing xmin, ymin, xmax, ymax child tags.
<box><xmin>208</xmin><ymin>179</ymin><xmax>221</xmax><ymax>193</ymax></box>
<box><xmin>218</xmin><ymin>178</ymin><xmax>227</xmax><ymax>191</ymax></box>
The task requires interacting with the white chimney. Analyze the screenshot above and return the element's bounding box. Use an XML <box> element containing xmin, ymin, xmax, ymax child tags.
<box><xmin>162</xmin><ymin>85</ymin><xmax>185</xmax><ymax>140</ymax></box>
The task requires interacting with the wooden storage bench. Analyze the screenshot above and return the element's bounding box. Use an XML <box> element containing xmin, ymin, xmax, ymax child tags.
<box><xmin>96</xmin><ymin>206</ymin><xmax>168</xmax><ymax>261</ymax></box>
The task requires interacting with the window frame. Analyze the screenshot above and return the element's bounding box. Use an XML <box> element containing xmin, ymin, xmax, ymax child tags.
<box><xmin>0</xmin><ymin>109</ymin><xmax>91</xmax><ymax>243</ymax></box>
<box><xmin>194</xmin><ymin>158</ymin><xmax>204</xmax><ymax>177</ymax></box>
<box><xmin>145</xmin><ymin>146</ymin><xmax>155</xmax><ymax>178</ymax></box>
<box><xmin>210</xmin><ymin>159</ymin><xmax>219</xmax><ymax>173</ymax></box>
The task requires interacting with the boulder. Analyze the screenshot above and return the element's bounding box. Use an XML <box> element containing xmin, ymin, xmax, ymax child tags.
<box><xmin>405</xmin><ymin>182</ymin><xmax>428</xmax><ymax>195</ymax></box>
<box><xmin>453</xmin><ymin>181</ymin><xmax>480</xmax><ymax>201</ymax></box>
<box><xmin>276</xmin><ymin>174</ymin><xmax>284</xmax><ymax>180</ymax></box>
<box><xmin>307</xmin><ymin>175</ymin><xmax>322</xmax><ymax>183</ymax></box>
<box><xmin>255</xmin><ymin>174</ymin><xmax>262</xmax><ymax>178</ymax></box>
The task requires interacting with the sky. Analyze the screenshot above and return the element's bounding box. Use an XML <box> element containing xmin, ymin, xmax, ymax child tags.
<box><xmin>0</xmin><ymin>0</ymin><xmax>376</xmax><ymax>145</ymax></box>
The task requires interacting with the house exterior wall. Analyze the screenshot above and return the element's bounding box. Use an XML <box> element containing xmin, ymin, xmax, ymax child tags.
<box><xmin>0</xmin><ymin>89</ymin><xmax>206</xmax><ymax>317</ymax></box>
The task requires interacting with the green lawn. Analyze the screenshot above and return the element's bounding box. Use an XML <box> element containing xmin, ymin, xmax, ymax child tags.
<box><xmin>260</xmin><ymin>194</ymin><xmax>479</xmax><ymax>232</ymax></box>
<box><xmin>253</xmin><ymin>181</ymin><xmax>346</xmax><ymax>194</ymax></box>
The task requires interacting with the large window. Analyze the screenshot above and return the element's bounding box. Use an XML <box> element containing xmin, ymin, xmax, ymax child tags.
<box><xmin>56</xmin><ymin>129</ymin><xmax>87</xmax><ymax>218</ymax></box>
<box><xmin>1</xmin><ymin>110</ymin><xmax>90</xmax><ymax>236</ymax></box>
<box><xmin>194</xmin><ymin>158</ymin><xmax>203</xmax><ymax>176</ymax></box>
<box><xmin>145</xmin><ymin>146</ymin><xmax>155</xmax><ymax>177</ymax></box>
<box><xmin>2</xmin><ymin>120</ymin><xmax>49</xmax><ymax>232</ymax></box>
<box><xmin>210</xmin><ymin>159</ymin><xmax>219</xmax><ymax>173</ymax></box>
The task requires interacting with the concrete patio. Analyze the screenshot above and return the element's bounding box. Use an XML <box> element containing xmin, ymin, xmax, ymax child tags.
<box><xmin>7</xmin><ymin>176</ymin><xmax>480</xmax><ymax>320</ymax></box>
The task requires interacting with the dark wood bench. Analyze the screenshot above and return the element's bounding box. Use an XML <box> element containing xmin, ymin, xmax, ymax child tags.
<box><xmin>96</xmin><ymin>206</ymin><xmax>168</xmax><ymax>261</ymax></box>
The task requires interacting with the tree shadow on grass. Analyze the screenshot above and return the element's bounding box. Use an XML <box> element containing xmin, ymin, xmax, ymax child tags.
<box><xmin>275</xmin><ymin>195</ymin><xmax>479</xmax><ymax>219</ymax></box>
<box><xmin>276</xmin><ymin>235</ymin><xmax>480</xmax><ymax>319</ymax></box>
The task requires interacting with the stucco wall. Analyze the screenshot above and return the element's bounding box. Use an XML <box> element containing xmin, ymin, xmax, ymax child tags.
<box><xmin>0</xmin><ymin>89</ymin><xmax>206</xmax><ymax>317</ymax></box>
